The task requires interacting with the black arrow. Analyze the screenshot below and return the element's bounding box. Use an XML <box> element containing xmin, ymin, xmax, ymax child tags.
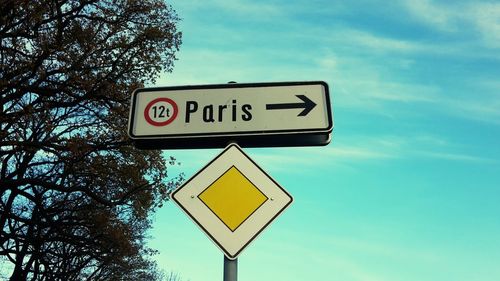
<box><xmin>266</xmin><ymin>95</ymin><xmax>317</xmax><ymax>116</ymax></box>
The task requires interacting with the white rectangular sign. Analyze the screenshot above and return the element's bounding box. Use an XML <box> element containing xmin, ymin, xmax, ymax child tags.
<box><xmin>128</xmin><ymin>81</ymin><xmax>333</xmax><ymax>148</ymax></box>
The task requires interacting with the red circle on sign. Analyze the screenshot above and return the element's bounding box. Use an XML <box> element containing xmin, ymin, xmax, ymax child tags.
<box><xmin>144</xmin><ymin>98</ymin><xmax>178</xmax><ymax>126</ymax></box>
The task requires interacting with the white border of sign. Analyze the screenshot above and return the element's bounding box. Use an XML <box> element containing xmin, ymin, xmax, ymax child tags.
<box><xmin>171</xmin><ymin>143</ymin><xmax>293</xmax><ymax>259</ymax></box>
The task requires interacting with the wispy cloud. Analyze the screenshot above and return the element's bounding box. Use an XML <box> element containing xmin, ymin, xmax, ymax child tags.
<box><xmin>404</xmin><ymin>0</ymin><xmax>458</xmax><ymax>31</ymax></box>
<box><xmin>404</xmin><ymin>0</ymin><xmax>500</xmax><ymax>48</ymax></box>
<box><xmin>322</xmin><ymin>145</ymin><xmax>394</xmax><ymax>159</ymax></box>
<box><xmin>420</xmin><ymin>151</ymin><xmax>495</xmax><ymax>163</ymax></box>
<box><xmin>332</xmin><ymin>134</ymin><xmax>492</xmax><ymax>164</ymax></box>
<box><xmin>314</xmin><ymin>254</ymin><xmax>391</xmax><ymax>281</ymax></box>
<box><xmin>345</xmin><ymin>29</ymin><xmax>431</xmax><ymax>53</ymax></box>
<box><xmin>326</xmin><ymin>234</ymin><xmax>442</xmax><ymax>264</ymax></box>
<box><xmin>210</xmin><ymin>0</ymin><xmax>282</xmax><ymax>18</ymax></box>
<box><xmin>346</xmin><ymin>80</ymin><xmax>440</xmax><ymax>103</ymax></box>
<box><xmin>443</xmin><ymin>97</ymin><xmax>500</xmax><ymax>124</ymax></box>
<box><xmin>245</xmin><ymin>134</ymin><xmax>494</xmax><ymax>175</ymax></box>
<box><xmin>265</xmin><ymin>229</ymin><xmax>442</xmax><ymax>281</ymax></box>
<box><xmin>246</xmin><ymin>144</ymin><xmax>393</xmax><ymax>173</ymax></box>
<box><xmin>318</xmin><ymin>46</ymin><xmax>500</xmax><ymax>124</ymax></box>
<box><xmin>469</xmin><ymin>3</ymin><xmax>500</xmax><ymax>48</ymax></box>
<box><xmin>162</xmin><ymin>132</ymin><xmax>494</xmax><ymax>180</ymax></box>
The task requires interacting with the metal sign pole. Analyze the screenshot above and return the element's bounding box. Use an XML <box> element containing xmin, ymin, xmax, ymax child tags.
<box><xmin>224</xmin><ymin>111</ymin><xmax>238</xmax><ymax>281</ymax></box>
<box><xmin>223</xmin><ymin>256</ymin><xmax>237</xmax><ymax>281</ymax></box>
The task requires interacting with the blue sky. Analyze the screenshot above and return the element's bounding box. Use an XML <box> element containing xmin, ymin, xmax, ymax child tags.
<box><xmin>149</xmin><ymin>1</ymin><xmax>500</xmax><ymax>280</ymax></box>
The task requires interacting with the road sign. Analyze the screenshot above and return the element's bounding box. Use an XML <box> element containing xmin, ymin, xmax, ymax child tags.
<box><xmin>128</xmin><ymin>81</ymin><xmax>333</xmax><ymax>149</ymax></box>
<box><xmin>171</xmin><ymin>143</ymin><xmax>293</xmax><ymax>260</ymax></box>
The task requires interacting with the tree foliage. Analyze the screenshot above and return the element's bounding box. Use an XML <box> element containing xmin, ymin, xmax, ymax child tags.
<box><xmin>0</xmin><ymin>0</ymin><xmax>182</xmax><ymax>280</ymax></box>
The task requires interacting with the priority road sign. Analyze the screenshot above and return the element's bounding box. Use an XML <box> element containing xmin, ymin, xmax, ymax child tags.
<box><xmin>128</xmin><ymin>81</ymin><xmax>333</xmax><ymax>149</ymax></box>
<box><xmin>171</xmin><ymin>143</ymin><xmax>293</xmax><ymax>260</ymax></box>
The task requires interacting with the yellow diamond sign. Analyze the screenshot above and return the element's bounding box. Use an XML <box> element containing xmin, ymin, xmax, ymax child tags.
<box><xmin>172</xmin><ymin>144</ymin><xmax>293</xmax><ymax>260</ymax></box>
<box><xmin>198</xmin><ymin>166</ymin><xmax>268</xmax><ymax>232</ymax></box>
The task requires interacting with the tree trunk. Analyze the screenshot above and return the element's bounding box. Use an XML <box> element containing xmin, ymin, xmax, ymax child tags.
<box><xmin>10</xmin><ymin>261</ymin><xmax>28</xmax><ymax>281</ymax></box>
